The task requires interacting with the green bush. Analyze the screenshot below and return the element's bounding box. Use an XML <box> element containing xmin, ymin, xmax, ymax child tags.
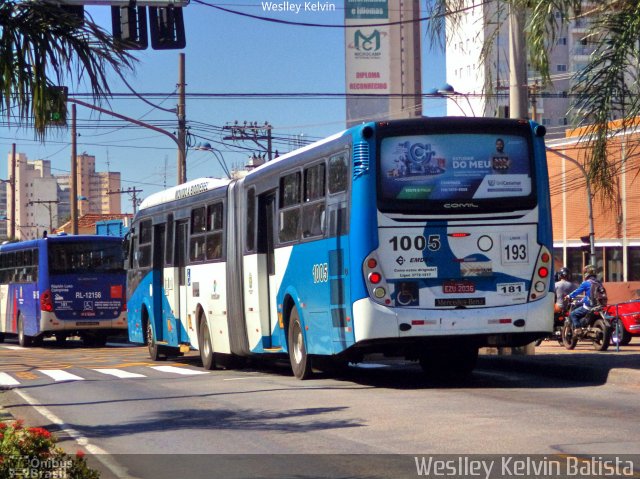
<box><xmin>0</xmin><ymin>420</ymin><xmax>100</xmax><ymax>478</ymax></box>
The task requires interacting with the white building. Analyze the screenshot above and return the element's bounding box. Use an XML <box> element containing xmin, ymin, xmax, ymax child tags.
<box><xmin>6</xmin><ymin>154</ymin><xmax>59</xmax><ymax>240</ymax></box>
<box><xmin>444</xmin><ymin>1</ymin><xmax>598</xmax><ymax>138</ymax></box>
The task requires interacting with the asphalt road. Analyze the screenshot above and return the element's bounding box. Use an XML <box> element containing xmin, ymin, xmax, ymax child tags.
<box><xmin>1</xmin><ymin>338</ymin><xmax>639</xmax><ymax>479</ymax></box>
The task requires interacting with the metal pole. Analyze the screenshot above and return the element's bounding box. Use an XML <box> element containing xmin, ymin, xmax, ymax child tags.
<box><xmin>547</xmin><ymin>147</ymin><xmax>596</xmax><ymax>266</ymax></box>
<box><xmin>71</xmin><ymin>103</ymin><xmax>78</xmax><ymax>235</ymax></box>
<box><xmin>177</xmin><ymin>53</ymin><xmax>186</xmax><ymax>183</ymax></box>
<box><xmin>508</xmin><ymin>5</ymin><xmax>528</xmax><ymax>119</ymax></box>
<box><xmin>10</xmin><ymin>143</ymin><xmax>16</xmax><ymax>239</ymax></box>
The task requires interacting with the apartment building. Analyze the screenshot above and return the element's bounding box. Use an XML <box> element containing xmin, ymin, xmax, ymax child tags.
<box><xmin>445</xmin><ymin>1</ymin><xmax>598</xmax><ymax>138</ymax></box>
<box><xmin>5</xmin><ymin>152</ymin><xmax>121</xmax><ymax>240</ymax></box>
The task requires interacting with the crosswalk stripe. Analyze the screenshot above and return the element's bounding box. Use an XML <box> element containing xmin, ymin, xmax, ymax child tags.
<box><xmin>151</xmin><ymin>365</ymin><xmax>208</xmax><ymax>375</ymax></box>
<box><xmin>91</xmin><ymin>368</ymin><xmax>146</xmax><ymax>379</ymax></box>
<box><xmin>0</xmin><ymin>372</ymin><xmax>20</xmax><ymax>386</ymax></box>
<box><xmin>38</xmin><ymin>370</ymin><xmax>85</xmax><ymax>382</ymax></box>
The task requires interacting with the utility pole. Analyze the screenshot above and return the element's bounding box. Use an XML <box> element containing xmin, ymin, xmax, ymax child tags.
<box><xmin>508</xmin><ymin>6</ymin><xmax>528</xmax><ymax>119</ymax></box>
<box><xmin>9</xmin><ymin>143</ymin><xmax>16</xmax><ymax>239</ymax></box>
<box><xmin>177</xmin><ymin>53</ymin><xmax>187</xmax><ymax>184</ymax></box>
<box><xmin>223</xmin><ymin>121</ymin><xmax>273</xmax><ymax>161</ymax></box>
<box><xmin>71</xmin><ymin>103</ymin><xmax>78</xmax><ymax>235</ymax></box>
<box><xmin>108</xmin><ymin>187</ymin><xmax>143</xmax><ymax>214</ymax></box>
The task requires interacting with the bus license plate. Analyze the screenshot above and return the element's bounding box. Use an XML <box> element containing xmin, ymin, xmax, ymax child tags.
<box><xmin>443</xmin><ymin>280</ymin><xmax>475</xmax><ymax>294</ymax></box>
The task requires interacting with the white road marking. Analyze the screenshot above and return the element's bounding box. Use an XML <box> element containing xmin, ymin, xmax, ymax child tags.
<box><xmin>150</xmin><ymin>365</ymin><xmax>208</xmax><ymax>375</ymax></box>
<box><xmin>1</xmin><ymin>345</ymin><xmax>24</xmax><ymax>350</ymax></box>
<box><xmin>14</xmin><ymin>388</ymin><xmax>141</xmax><ymax>479</ymax></box>
<box><xmin>38</xmin><ymin>370</ymin><xmax>85</xmax><ymax>382</ymax></box>
<box><xmin>0</xmin><ymin>372</ymin><xmax>20</xmax><ymax>386</ymax></box>
<box><xmin>92</xmin><ymin>368</ymin><xmax>146</xmax><ymax>379</ymax></box>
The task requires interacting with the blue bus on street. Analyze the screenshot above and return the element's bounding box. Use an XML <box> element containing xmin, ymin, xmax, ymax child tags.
<box><xmin>126</xmin><ymin>117</ymin><xmax>553</xmax><ymax>378</ymax></box>
<box><xmin>0</xmin><ymin>235</ymin><xmax>127</xmax><ymax>346</ymax></box>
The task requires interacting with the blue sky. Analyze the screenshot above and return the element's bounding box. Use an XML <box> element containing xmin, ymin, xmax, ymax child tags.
<box><xmin>0</xmin><ymin>1</ymin><xmax>446</xmax><ymax>212</ymax></box>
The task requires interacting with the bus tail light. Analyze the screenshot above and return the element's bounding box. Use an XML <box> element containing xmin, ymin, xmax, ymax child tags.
<box><xmin>529</xmin><ymin>246</ymin><xmax>552</xmax><ymax>302</ymax></box>
<box><xmin>40</xmin><ymin>290</ymin><xmax>54</xmax><ymax>312</ymax></box>
<box><xmin>363</xmin><ymin>253</ymin><xmax>391</xmax><ymax>305</ymax></box>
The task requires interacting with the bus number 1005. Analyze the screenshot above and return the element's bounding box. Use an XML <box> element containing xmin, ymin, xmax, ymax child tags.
<box><xmin>312</xmin><ymin>263</ymin><xmax>329</xmax><ymax>283</ymax></box>
<box><xmin>389</xmin><ymin>235</ymin><xmax>441</xmax><ymax>252</ymax></box>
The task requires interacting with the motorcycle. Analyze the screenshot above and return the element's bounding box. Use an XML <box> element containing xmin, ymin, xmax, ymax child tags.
<box><xmin>535</xmin><ymin>296</ymin><xmax>570</xmax><ymax>346</ymax></box>
<box><xmin>561</xmin><ymin>299</ymin><xmax>612</xmax><ymax>351</ymax></box>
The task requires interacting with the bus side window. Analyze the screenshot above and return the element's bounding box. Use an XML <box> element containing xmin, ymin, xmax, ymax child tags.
<box><xmin>246</xmin><ymin>188</ymin><xmax>256</xmax><ymax>252</ymax></box>
<box><xmin>206</xmin><ymin>203</ymin><xmax>224</xmax><ymax>261</ymax></box>
<box><xmin>302</xmin><ymin>163</ymin><xmax>326</xmax><ymax>238</ymax></box>
<box><xmin>279</xmin><ymin>171</ymin><xmax>301</xmax><ymax>243</ymax></box>
<box><xmin>328</xmin><ymin>153</ymin><xmax>348</xmax><ymax>194</ymax></box>
<box><xmin>189</xmin><ymin>207</ymin><xmax>206</xmax><ymax>263</ymax></box>
<box><xmin>138</xmin><ymin>220</ymin><xmax>152</xmax><ymax>268</ymax></box>
<box><xmin>165</xmin><ymin>214</ymin><xmax>174</xmax><ymax>266</ymax></box>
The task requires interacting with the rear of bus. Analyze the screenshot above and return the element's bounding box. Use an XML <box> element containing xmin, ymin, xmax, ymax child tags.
<box><xmin>41</xmin><ymin>236</ymin><xmax>127</xmax><ymax>343</ymax></box>
<box><xmin>352</xmin><ymin>118</ymin><xmax>553</xmax><ymax>361</ymax></box>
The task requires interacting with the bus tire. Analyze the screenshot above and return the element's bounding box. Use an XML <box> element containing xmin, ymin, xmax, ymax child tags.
<box><xmin>288</xmin><ymin>306</ymin><xmax>313</xmax><ymax>380</ymax></box>
<box><xmin>146</xmin><ymin>320</ymin><xmax>166</xmax><ymax>361</ymax></box>
<box><xmin>17</xmin><ymin>314</ymin><xmax>32</xmax><ymax>347</ymax></box>
<box><xmin>199</xmin><ymin>319</ymin><xmax>216</xmax><ymax>370</ymax></box>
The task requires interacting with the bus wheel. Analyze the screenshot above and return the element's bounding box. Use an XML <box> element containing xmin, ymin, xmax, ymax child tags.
<box><xmin>17</xmin><ymin>315</ymin><xmax>32</xmax><ymax>347</ymax></box>
<box><xmin>199</xmin><ymin>319</ymin><xmax>216</xmax><ymax>370</ymax></box>
<box><xmin>288</xmin><ymin>306</ymin><xmax>313</xmax><ymax>380</ymax></box>
<box><xmin>146</xmin><ymin>321</ymin><xmax>166</xmax><ymax>361</ymax></box>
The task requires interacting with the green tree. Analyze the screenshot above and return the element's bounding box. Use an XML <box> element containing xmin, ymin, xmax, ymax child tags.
<box><xmin>426</xmin><ymin>0</ymin><xmax>640</xmax><ymax>200</ymax></box>
<box><xmin>0</xmin><ymin>0</ymin><xmax>135</xmax><ymax>139</ymax></box>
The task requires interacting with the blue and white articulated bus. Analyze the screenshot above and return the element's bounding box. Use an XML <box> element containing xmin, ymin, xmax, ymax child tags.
<box><xmin>0</xmin><ymin>235</ymin><xmax>127</xmax><ymax>347</ymax></box>
<box><xmin>126</xmin><ymin>117</ymin><xmax>553</xmax><ymax>379</ymax></box>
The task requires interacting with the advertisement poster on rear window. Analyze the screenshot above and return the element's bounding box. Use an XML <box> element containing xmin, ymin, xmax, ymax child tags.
<box><xmin>380</xmin><ymin>134</ymin><xmax>532</xmax><ymax>201</ymax></box>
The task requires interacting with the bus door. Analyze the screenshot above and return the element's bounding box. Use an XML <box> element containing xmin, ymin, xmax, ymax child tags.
<box><xmin>173</xmin><ymin>220</ymin><xmax>189</xmax><ymax>345</ymax></box>
<box><xmin>326</xmin><ymin>200</ymin><xmax>352</xmax><ymax>351</ymax></box>
<box><xmin>152</xmin><ymin>224</ymin><xmax>165</xmax><ymax>340</ymax></box>
<box><xmin>257</xmin><ymin>192</ymin><xmax>277</xmax><ymax>348</ymax></box>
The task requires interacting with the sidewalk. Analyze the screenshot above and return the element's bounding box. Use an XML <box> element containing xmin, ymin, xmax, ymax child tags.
<box><xmin>478</xmin><ymin>341</ymin><xmax>640</xmax><ymax>386</ymax></box>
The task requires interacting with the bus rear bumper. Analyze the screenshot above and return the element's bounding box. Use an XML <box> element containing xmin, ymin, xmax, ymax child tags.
<box><xmin>39</xmin><ymin>312</ymin><xmax>128</xmax><ymax>333</ymax></box>
<box><xmin>352</xmin><ymin>294</ymin><xmax>554</xmax><ymax>347</ymax></box>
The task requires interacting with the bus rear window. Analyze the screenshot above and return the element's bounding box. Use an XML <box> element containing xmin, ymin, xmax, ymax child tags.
<box><xmin>379</xmin><ymin>132</ymin><xmax>534</xmax><ymax>213</ymax></box>
<box><xmin>49</xmin><ymin>241</ymin><xmax>124</xmax><ymax>275</ymax></box>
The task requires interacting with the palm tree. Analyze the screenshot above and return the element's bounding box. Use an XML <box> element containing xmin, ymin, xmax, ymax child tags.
<box><xmin>425</xmin><ymin>0</ymin><xmax>640</xmax><ymax>200</ymax></box>
<box><xmin>0</xmin><ymin>0</ymin><xmax>135</xmax><ymax>139</ymax></box>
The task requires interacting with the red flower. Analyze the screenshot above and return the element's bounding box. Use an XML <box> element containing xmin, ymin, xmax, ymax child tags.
<box><xmin>76</xmin><ymin>450</ymin><xmax>85</xmax><ymax>458</ymax></box>
<box><xmin>0</xmin><ymin>422</ymin><xmax>7</xmax><ymax>430</ymax></box>
<box><xmin>28</xmin><ymin>427</ymin><xmax>52</xmax><ymax>439</ymax></box>
<box><xmin>14</xmin><ymin>419</ymin><xmax>24</xmax><ymax>430</ymax></box>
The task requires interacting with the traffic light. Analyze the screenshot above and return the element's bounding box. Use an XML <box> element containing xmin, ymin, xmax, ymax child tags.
<box><xmin>149</xmin><ymin>6</ymin><xmax>186</xmax><ymax>50</ymax></box>
<box><xmin>580</xmin><ymin>235</ymin><xmax>591</xmax><ymax>253</ymax></box>
<box><xmin>111</xmin><ymin>6</ymin><xmax>148</xmax><ymax>50</ymax></box>
<box><xmin>46</xmin><ymin>86</ymin><xmax>68</xmax><ymax>127</ymax></box>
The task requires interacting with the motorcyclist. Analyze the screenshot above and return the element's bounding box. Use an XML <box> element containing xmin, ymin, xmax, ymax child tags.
<box><xmin>566</xmin><ymin>265</ymin><xmax>598</xmax><ymax>330</ymax></box>
<box><xmin>554</xmin><ymin>267</ymin><xmax>575</xmax><ymax>314</ymax></box>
